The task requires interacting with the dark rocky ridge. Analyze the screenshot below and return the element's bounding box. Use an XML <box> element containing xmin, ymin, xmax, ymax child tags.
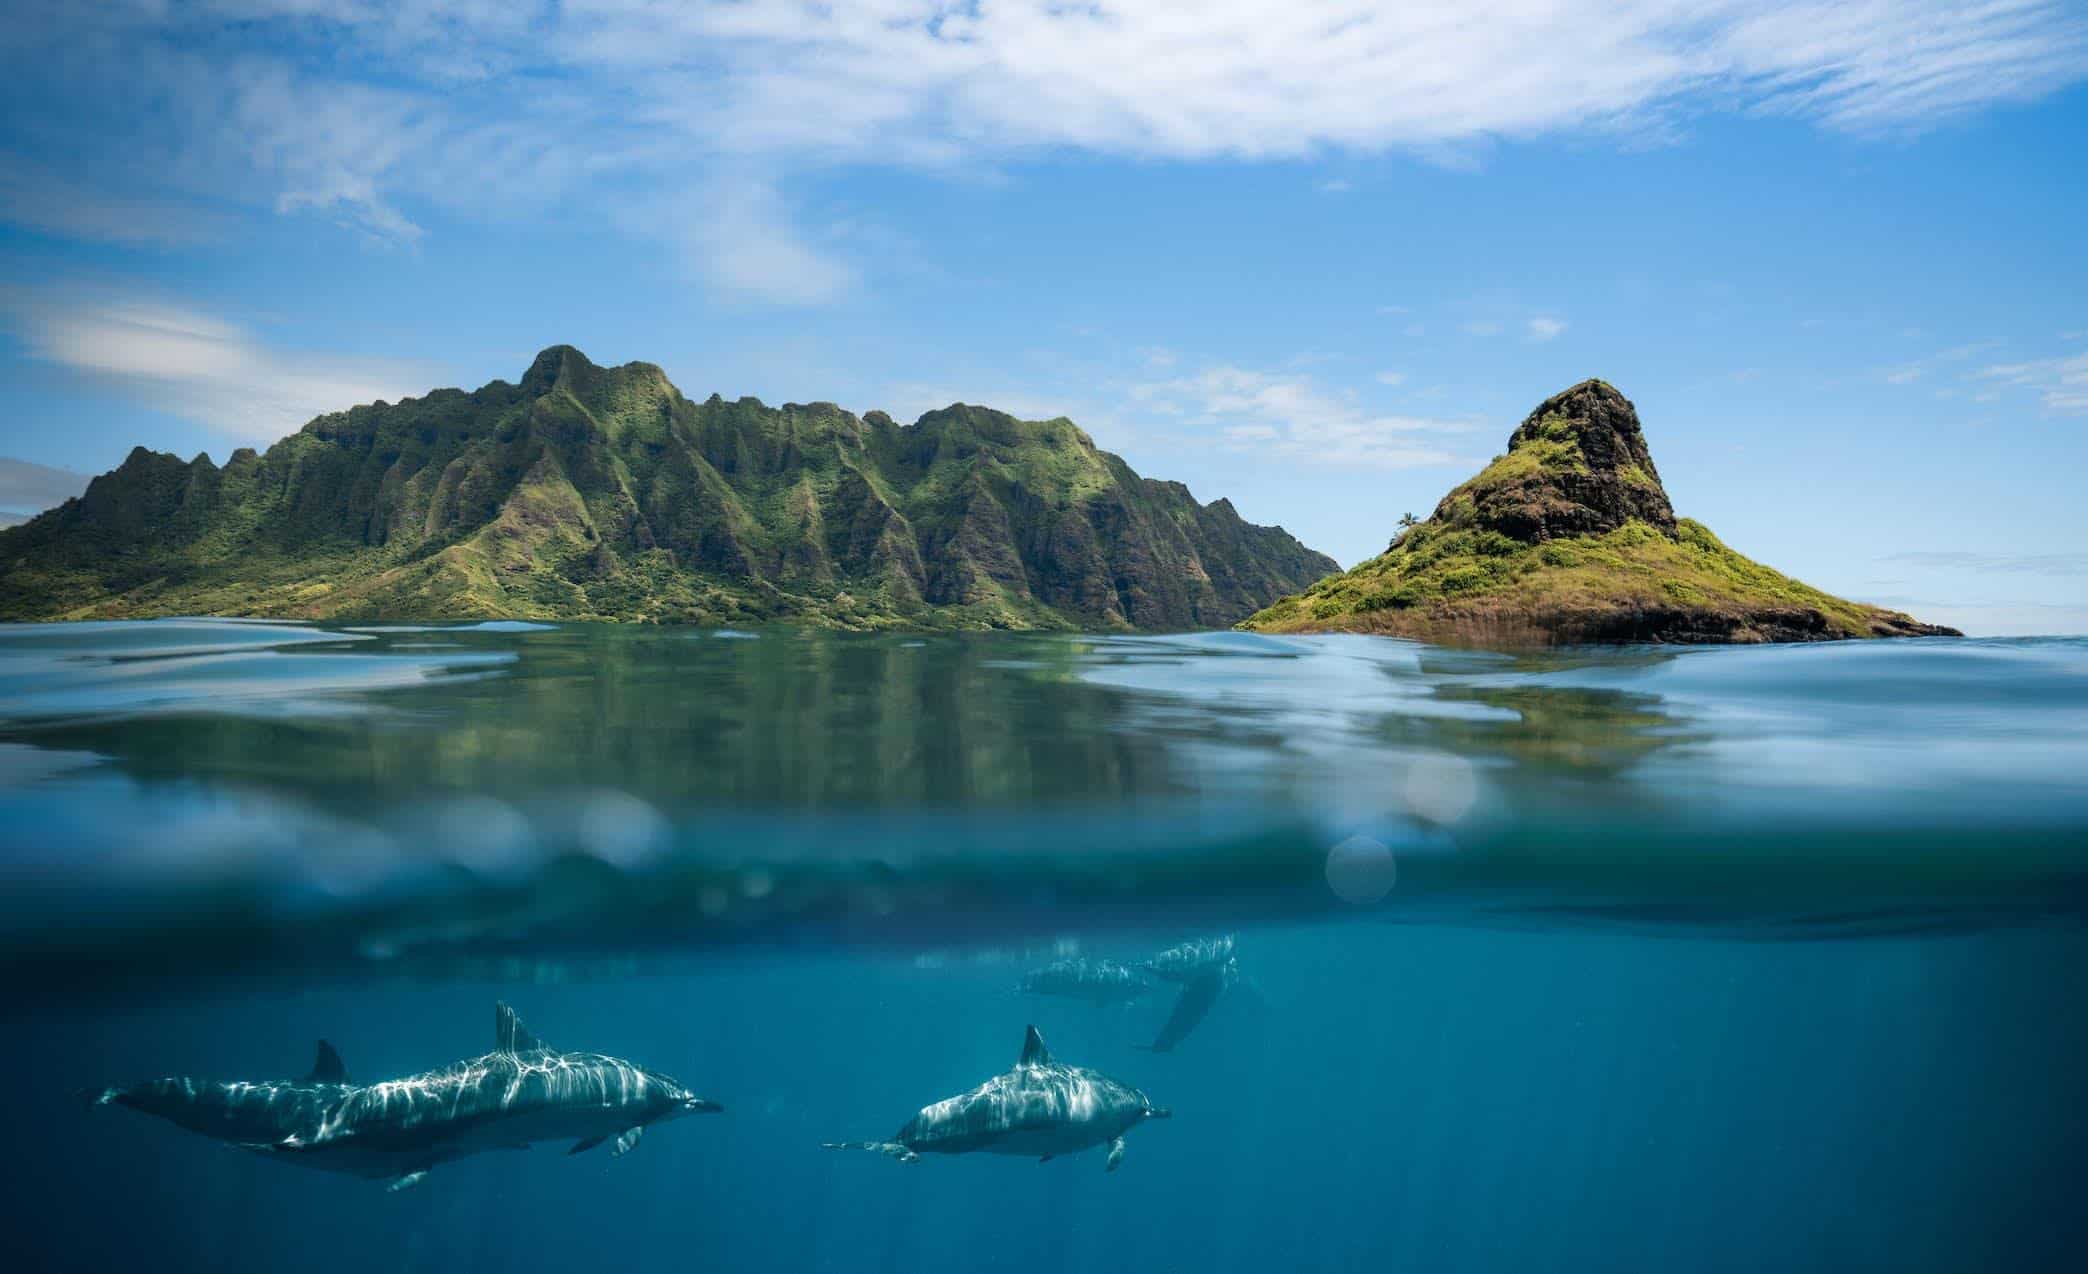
<box><xmin>1448</xmin><ymin>380</ymin><xmax>1678</xmax><ymax>542</ymax></box>
<box><xmin>0</xmin><ymin>346</ymin><xmax>1337</xmax><ymax>630</ymax></box>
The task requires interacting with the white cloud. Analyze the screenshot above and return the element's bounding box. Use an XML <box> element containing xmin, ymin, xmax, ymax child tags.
<box><xmin>1375</xmin><ymin>370</ymin><xmax>1407</xmax><ymax>386</ymax></box>
<box><xmin>1527</xmin><ymin>316</ymin><xmax>1568</xmax><ymax>341</ymax></box>
<box><xmin>1130</xmin><ymin>363</ymin><xmax>1476</xmax><ymax>468</ymax></box>
<box><xmin>4</xmin><ymin>2</ymin><xmax>2084</xmax><ymax>305</ymax></box>
<box><xmin>1316</xmin><ymin>179</ymin><xmax>1353</xmax><ymax>194</ymax></box>
<box><xmin>1463</xmin><ymin>320</ymin><xmax>1505</xmax><ymax>336</ymax></box>
<box><xmin>1974</xmin><ymin>347</ymin><xmax>2088</xmax><ymax>413</ymax></box>
<box><xmin>5</xmin><ymin>294</ymin><xmax>443</xmax><ymax>443</ymax></box>
<box><xmin>1883</xmin><ymin>363</ymin><xmax>1923</xmax><ymax>385</ymax></box>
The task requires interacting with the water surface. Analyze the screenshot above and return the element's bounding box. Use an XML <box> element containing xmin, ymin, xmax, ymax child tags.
<box><xmin>2</xmin><ymin>621</ymin><xmax>2083</xmax><ymax>1271</ymax></box>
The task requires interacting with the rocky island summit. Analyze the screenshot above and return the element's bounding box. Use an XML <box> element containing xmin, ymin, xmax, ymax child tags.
<box><xmin>1240</xmin><ymin>379</ymin><xmax>1958</xmax><ymax>645</ymax></box>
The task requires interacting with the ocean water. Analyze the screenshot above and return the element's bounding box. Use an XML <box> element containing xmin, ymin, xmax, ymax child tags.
<box><xmin>2</xmin><ymin>620</ymin><xmax>2085</xmax><ymax>1272</ymax></box>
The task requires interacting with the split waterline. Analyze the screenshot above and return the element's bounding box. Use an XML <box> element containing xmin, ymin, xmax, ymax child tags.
<box><xmin>2</xmin><ymin>620</ymin><xmax>2084</xmax><ymax>1271</ymax></box>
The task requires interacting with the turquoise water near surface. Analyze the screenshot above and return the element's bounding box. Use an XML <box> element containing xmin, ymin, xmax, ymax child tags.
<box><xmin>1</xmin><ymin>622</ymin><xmax>2083</xmax><ymax>1271</ymax></box>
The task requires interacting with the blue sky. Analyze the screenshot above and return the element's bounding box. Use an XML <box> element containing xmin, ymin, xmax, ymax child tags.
<box><xmin>1</xmin><ymin>2</ymin><xmax>2085</xmax><ymax>633</ymax></box>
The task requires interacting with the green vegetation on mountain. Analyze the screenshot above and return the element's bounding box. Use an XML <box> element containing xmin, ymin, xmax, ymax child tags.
<box><xmin>0</xmin><ymin>346</ymin><xmax>1335</xmax><ymax>630</ymax></box>
<box><xmin>1241</xmin><ymin>380</ymin><xmax>1958</xmax><ymax>646</ymax></box>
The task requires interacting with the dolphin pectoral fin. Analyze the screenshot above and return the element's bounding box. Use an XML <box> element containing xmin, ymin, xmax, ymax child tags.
<box><xmin>387</xmin><ymin>1171</ymin><xmax>429</xmax><ymax>1193</ymax></box>
<box><xmin>1039</xmin><ymin>1154</ymin><xmax>1055</xmax><ymax>1164</ymax></box>
<box><xmin>568</xmin><ymin>1135</ymin><xmax>608</xmax><ymax>1155</ymax></box>
<box><xmin>610</xmin><ymin>1126</ymin><xmax>644</xmax><ymax>1158</ymax></box>
<box><xmin>1106</xmin><ymin>1137</ymin><xmax>1126</xmax><ymax>1173</ymax></box>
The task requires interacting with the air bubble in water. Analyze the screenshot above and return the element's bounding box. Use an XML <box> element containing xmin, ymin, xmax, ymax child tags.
<box><xmin>1325</xmin><ymin>834</ymin><xmax>1397</xmax><ymax>904</ymax></box>
<box><xmin>1404</xmin><ymin>753</ymin><xmax>1478</xmax><ymax>825</ymax></box>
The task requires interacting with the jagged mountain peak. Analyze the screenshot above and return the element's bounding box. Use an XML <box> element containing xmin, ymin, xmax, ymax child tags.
<box><xmin>1</xmin><ymin>348</ymin><xmax>1336</xmax><ymax>631</ymax></box>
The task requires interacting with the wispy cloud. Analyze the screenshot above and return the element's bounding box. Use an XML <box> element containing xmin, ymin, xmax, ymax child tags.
<box><xmin>1880</xmin><ymin>551</ymin><xmax>2088</xmax><ymax>577</ymax></box>
<box><xmin>5</xmin><ymin>2</ymin><xmax>2084</xmax><ymax>304</ymax></box>
<box><xmin>0</xmin><ymin>151</ymin><xmax>228</xmax><ymax>246</ymax></box>
<box><xmin>647</xmin><ymin>179</ymin><xmax>854</xmax><ymax>306</ymax></box>
<box><xmin>4</xmin><ymin>293</ymin><xmax>444</xmax><ymax>443</ymax></box>
<box><xmin>1875</xmin><ymin>338</ymin><xmax>2028</xmax><ymax>396</ymax></box>
<box><xmin>1375</xmin><ymin>370</ymin><xmax>1407</xmax><ymax>386</ymax></box>
<box><xmin>1527</xmin><ymin>316</ymin><xmax>1567</xmax><ymax>342</ymax></box>
<box><xmin>1974</xmin><ymin>347</ymin><xmax>2088</xmax><ymax>412</ymax></box>
<box><xmin>0</xmin><ymin>456</ymin><xmax>89</xmax><ymax>514</ymax></box>
<box><xmin>1315</xmin><ymin>178</ymin><xmax>1353</xmax><ymax>194</ymax></box>
<box><xmin>1131</xmin><ymin>364</ymin><xmax>1477</xmax><ymax>468</ymax></box>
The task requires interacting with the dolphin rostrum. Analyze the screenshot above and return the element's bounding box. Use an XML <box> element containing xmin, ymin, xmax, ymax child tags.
<box><xmin>96</xmin><ymin>1003</ymin><xmax>722</xmax><ymax>1191</ymax></box>
<box><xmin>823</xmin><ymin>1025</ymin><xmax>1170</xmax><ymax>1173</ymax></box>
<box><xmin>1018</xmin><ymin>957</ymin><xmax>1154</xmax><ymax>1006</ymax></box>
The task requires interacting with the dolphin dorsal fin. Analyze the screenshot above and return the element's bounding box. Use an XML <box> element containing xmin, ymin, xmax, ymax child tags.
<box><xmin>495</xmin><ymin>1002</ymin><xmax>543</xmax><ymax>1053</ymax></box>
<box><xmin>1018</xmin><ymin>1025</ymin><xmax>1052</xmax><ymax>1068</ymax></box>
<box><xmin>305</xmin><ymin>1039</ymin><xmax>349</xmax><ymax>1084</ymax></box>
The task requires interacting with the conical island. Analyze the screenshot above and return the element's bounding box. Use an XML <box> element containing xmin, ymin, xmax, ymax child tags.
<box><xmin>0</xmin><ymin>346</ymin><xmax>1335</xmax><ymax>630</ymax></box>
<box><xmin>1240</xmin><ymin>380</ymin><xmax>1958</xmax><ymax>645</ymax></box>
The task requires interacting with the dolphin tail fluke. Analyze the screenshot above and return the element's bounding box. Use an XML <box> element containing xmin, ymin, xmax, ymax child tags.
<box><xmin>821</xmin><ymin>1140</ymin><xmax>920</xmax><ymax>1163</ymax></box>
<box><xmin>1106</xmin><ymin>1136</ymin><xmax>1126</xmax><ymax>1173</ymax></box>
<box><xmin>386</xmin><ymin>1170</ymin><xmax>428</xmax><ymax>1193</ymax></box>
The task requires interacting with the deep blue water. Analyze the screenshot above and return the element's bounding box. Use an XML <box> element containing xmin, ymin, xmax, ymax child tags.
<box><xmin>2</xmin><ymin>621</ymin><xmax>2085</xmax><ymax>1272</ymax></box>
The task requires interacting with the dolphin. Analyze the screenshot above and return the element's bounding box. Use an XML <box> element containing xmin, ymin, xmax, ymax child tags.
<box><xmin>96</xmin><ymin>1003</ymin><xmax>721</xmax><ymax>1191</ymax></box>
<box><xmin>1018</xmin><ymin>958</ymin><xmax>1154</xmax><ymax>1007</ymax></box>
<box><xmin>91</xmin><ymin>1039</ymin><xmax>356</xmax><ymax>1149</ymax></box>
<box><xmin>823</xmin><ymin>1026</ymin><xmax>1170</xmax><ymax>1173</ymax></box>
<box><xmin>1142</xmin><ymin>934</ymin><xmax>1236</xmax><ymax>983</ymax></box>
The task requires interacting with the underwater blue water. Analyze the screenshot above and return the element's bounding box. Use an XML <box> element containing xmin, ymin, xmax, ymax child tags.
<box><xmin>2</xmin><ymin>621</ymin><xmax>2085</xmax><ymax>1272</ymax></box>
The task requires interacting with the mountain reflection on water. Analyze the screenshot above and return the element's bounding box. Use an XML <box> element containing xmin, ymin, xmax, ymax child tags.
<box><xmin>1</xmin><ymin>620</ymin><xmax>2083</xmax><ymax>988</ymax></box>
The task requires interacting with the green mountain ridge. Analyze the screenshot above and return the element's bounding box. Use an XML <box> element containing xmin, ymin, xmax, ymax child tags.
<box><xmin>1240</xmin><ymin>379</ymin><xmax>1960</xmax><ymax>646</ymax></box>
<box><xmin>0</xmin><ymin>346</ymin><xmax>1337</xmax><ymax>630</ymax></box>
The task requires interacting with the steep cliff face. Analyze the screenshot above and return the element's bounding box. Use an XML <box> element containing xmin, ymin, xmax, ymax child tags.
<box><xmin>1241</xmin><ymin>380</ymin><xmax>1958</xmax><ymax>646</ymax></box>
<box><xmin>0</xmin><ymin>346</ymin><xmax>1336</xmax><ymax>630</ymax></box>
